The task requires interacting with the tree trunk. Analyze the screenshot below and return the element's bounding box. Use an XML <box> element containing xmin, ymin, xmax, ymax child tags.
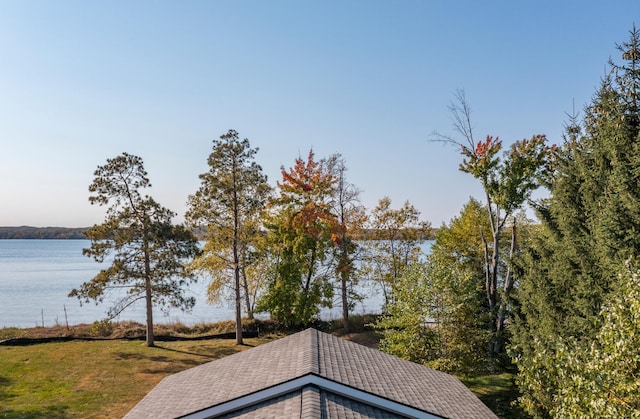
<box><xmin>232</xmin><ymin>166</ymin><xmax>243</xmax><ymax>345</ymax></box>
<box><xmin>235</xmin><ymin>264</ymin><xmax>243</xmax><ymax>345</ymax></box>
<box><xmin>303</xmin><ymin>245</ymin><xmax>317</xmax><ymax>293</ymax></box>
<box><xmin>144</xmin><ymin>244</ymin><xmax>155</xmax><ymax>347</ymax></box>
<box><xmin>145</xmin><ymin>276</ymin><xmax>154</xmax><ymax>347</ymax></box>
<box><xmin>480</xmin><ymin>228</ymin><xmax>493</xmax><ymax>310</ymax></box>
<box><xmin>339</xmin><ymin>234</ymin><xmax>351</xmax><ymax>333</ymax></box>
<box><xmin>482</xmin><ymin>197</ymin><xmax>503</xmax><ymax>361</ymax></box>
<box><xmin>496</xmin><ymin>220</ymin><xmax>517</xmax><ymax>344</ymax></box>
<box><xmin>491</xmin><ymin>227</ymin><xmax>500</xmax><ymax>311</ymax></box>
<box><xmin>241</xmin><ymin>268</ymin><xmax>254</xmax><ymax>320</ymax></box>
<box><xmin>341</xmin><ymin>274</ymin><xmax>350</xmax><ymax>333</ymax></box>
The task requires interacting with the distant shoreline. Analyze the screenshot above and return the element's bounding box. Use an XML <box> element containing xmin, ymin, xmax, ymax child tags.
<box><xmin>0</xmin><ymin>226</ymin><xmax>89</xmax><ymax>239</ymax></box>
<box><xmin>0</xmin><ymin>226</ymin><xmax>436</xmax><ymax>241</ymax></box>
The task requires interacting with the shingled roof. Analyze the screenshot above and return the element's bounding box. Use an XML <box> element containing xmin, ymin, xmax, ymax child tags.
<box><xmin>125</xmin><ymin>328</ymin><xmax>497</xmax><ymax>419</ymax></box>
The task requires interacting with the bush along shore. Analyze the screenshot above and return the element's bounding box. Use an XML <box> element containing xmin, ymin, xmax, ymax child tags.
<box><xmin>0</xmin><ymin>315</ymin><xmax>379</xmax><ymax>346</ymax></box>
<box><xmin>0</xmin><ymin>318</ymin><xmax>268</xmax><ymax>344</ymax></box>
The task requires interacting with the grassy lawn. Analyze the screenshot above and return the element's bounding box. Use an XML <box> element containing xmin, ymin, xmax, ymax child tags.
<box><xmin>0</xmin><ymin>319</ymin><xmax>527</xmax><ymax>418</ymax></box>
<box><xmin>0</xmin><ymin>337</ymin><xmax>276</xmax><ymax>418</ymax></box>
<box><xmin>461</xmin><ymin>372</ymin><xmax>530</xmax><ymax>419</ymax></box>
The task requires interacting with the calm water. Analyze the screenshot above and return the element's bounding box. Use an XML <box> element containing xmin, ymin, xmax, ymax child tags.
<box><xmin>0</xmin><ymin>240</ymin><xmax>390</xmax><ymax>328</ymax></box>
<box><xmin>0</xmin><ymin>240</ymin><xmax>231</xmax><ymax>328</ymax></box>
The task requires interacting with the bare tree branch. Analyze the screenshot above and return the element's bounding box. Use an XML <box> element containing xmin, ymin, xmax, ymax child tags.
<box><xmin>431</xmin><ymin>88</ymin><xmax>476</xmax><ymax>150</ymax></box>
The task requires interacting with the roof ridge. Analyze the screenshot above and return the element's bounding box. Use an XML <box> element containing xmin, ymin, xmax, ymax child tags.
<box><xmin>125</xmin><ymin>328</ymin><xmax>498</xmax><ymax>419</ymax></box>
<box><xmin>305</xmin><ymin>327</ymin><xmax>320</xmax><ymax>375</ymax></box>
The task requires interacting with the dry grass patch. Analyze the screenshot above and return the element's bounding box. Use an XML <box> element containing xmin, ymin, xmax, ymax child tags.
<box><xmin>341</xmin><ymin>330</ymin><xmax>382</xmax><ymax>349</ymax></box>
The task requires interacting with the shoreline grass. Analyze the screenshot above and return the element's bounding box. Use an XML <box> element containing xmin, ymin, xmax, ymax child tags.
<box><xmin>0</xmin><ymin>318</ymin><xmax>276</xmax><ymax>341</ymax></box>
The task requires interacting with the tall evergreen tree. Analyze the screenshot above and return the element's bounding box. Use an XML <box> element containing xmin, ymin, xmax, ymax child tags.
<box><xmin>186</xmin><ymin>130</ymin><xmax>271</xmax><ymax>345</ymax></box>
<box><xmin>512</xmin><ymin>26</ymin><xmax>640</xmax><ymax>417</ymax></box>
<box><xmin>552</xmin><ymin>262</ymin><xmax>640</xmax><ymax>418</ymax></box>
<box><xmin>70</xmin><ymin>153</ymin><xmax>199</xmax><ymax>347</ymax></box>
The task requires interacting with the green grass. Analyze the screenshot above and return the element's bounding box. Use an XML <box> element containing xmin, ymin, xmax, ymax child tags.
<box><xmin>0</xmin><ymin>319</ymin><xmax>527</xmax><ymax>418</ymax></box>
<box><xmin>461</xmin><ymin>372</ymin><xmax>530</xmax><ymax>418</ymax></box>
<box><xmin>0</xmin><ymin>337</ymin><xmax>277</xmax><ymax>418</ymax></box>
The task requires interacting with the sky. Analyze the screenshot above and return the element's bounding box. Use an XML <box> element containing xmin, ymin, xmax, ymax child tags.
<box><xmin>1</xmin><ymin>1</ymin><xmax>639</xmax><ymax>228</ymax></box>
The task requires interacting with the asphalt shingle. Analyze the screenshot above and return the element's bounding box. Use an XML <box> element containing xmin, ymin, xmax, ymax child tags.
<box><xmin>124</xmin><ymin>328</ymin><xmax>497</xmax><ymax>419</ymax></box>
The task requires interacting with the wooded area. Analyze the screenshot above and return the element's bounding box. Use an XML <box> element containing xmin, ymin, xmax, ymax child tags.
<box><xmin>0</xmin><ymin>226</ymin><xmax>88</xmax><ymax>239</ymax></box>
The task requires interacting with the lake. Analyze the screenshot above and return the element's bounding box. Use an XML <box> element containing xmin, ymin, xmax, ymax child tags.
<box><xmin>0</xmin><ymin>240</ymin><xmax>397</xmax><ymax>328</ymax></box>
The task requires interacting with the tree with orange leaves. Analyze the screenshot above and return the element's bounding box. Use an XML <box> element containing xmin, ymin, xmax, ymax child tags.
<box><xmin>258</xmin><ymin>150</ymin><xmax>342</xmax><ymax>326</ymax></box>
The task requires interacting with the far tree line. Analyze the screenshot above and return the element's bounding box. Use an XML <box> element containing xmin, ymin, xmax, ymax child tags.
<box><xmin>0</xmin><ymin>224</ymin><xmax>434</xmax><ymax>241</ymax></box>
<box><xmin>0</xmin><ymin>226</ymin><xmax>88</xmax><ymax>239</ymax></box>
<box><xmin>70</xmin><ymin>26</ymin><xmax>640</xmax><ymax>417</ymax></box>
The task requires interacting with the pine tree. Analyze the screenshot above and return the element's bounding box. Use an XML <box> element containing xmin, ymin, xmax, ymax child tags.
<box><xmin>186</xmin><ymin>130</ymin><xmax>271</xmax><ymax>344</ymax></box>
<box><xmin>513</xmin><ymin>26</ymin><xmax>640</xmax><ymax>417</ymax></box>
<box><xmin>70</xmin><ymin>153</ymin><xmax>199</xmax><ymax>347</ymax></box>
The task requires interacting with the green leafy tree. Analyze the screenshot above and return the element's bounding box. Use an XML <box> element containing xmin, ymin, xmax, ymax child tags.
<box><xmin>376</xmin><ymin>199</ymin><xmax>497</xmax><ymax>375</ymax></box>
<box><xmin>512</xmin><ymin>26</ymin><xmax>640</xmax><ymax>417</ymax></box>
<box><xmin>551</xmin><ymin>262</ymin><xmax>640</xmax><ymax>417</ymax></box>
<box><xmin>375</xmin><ymin>261</ymin><xmax>439</xmax><ymax>365</ymax></box>
<box><xmin>435</xmin><ymin>90</ymin><xmax>550</xmax><ymax>358</ymax></box>
<box><xmin>186</xmin><ymin>130</ymin><xmax>271</xmax><ymax>344</ymax></box>
<box><xmin>426</xmin><ymin>199</ymin><xmax>495</xmax><ymax>374</ymax></box>
<box><xmin>363</xmin><ymin>197</ymin><xmax>431</xmax><ymax>308</ymax></box>
<box><xmin>69</xmin><ymin>153</ymin><xmax>199</xmax><ymax>347</ymax></box>
<box><xmin>258</xmin><ymin>150</ymin><xmax>340</xmax><ymax>327</ymax></box>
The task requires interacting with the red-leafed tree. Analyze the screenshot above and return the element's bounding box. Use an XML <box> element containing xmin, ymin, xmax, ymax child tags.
<box><xmin>258</xmin><ymin>150</ymin><xmax>342</xmax><ymax>326</ymax></box>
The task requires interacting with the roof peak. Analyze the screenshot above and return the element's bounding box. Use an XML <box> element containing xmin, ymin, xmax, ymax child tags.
<box><xmin>125</xmin><ymin>328</ymin><xmax>497</xmax><ymax>419</ymax></box>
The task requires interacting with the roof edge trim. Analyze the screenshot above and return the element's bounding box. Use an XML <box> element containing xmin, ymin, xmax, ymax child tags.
<box><xmin>178</xmin><ymin>373</ymin><xmax>442</xmax><ymax>419</ymax></box>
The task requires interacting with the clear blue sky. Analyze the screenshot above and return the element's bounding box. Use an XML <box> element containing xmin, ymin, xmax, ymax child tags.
<box><xmin>1</xmin><ymin>1</ymin><xmax>638</xmax><ymax>228</ymax></box>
